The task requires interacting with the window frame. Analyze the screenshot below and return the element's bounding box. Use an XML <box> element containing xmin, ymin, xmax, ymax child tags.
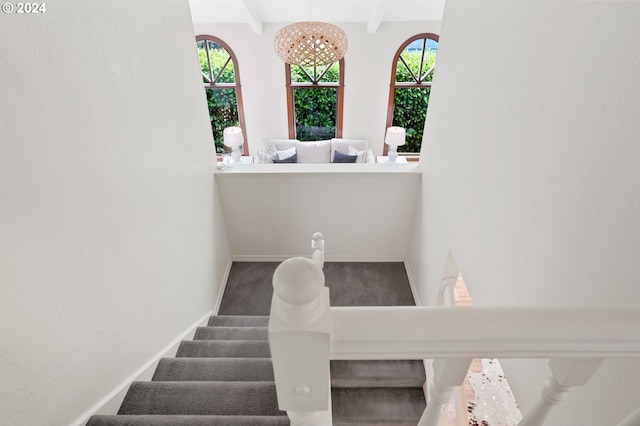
<box><xmin>196</xmin><ymin>35</ymin><xmax>249</xmax><ymax>155</ymax></box>
<box><xmin>385</xmin><ymin>33</ymin><xmax>439</xmax><ymax>157</ymax></box>
<box><xmin>285</xmin><ymin>59</ymin><xmax>345</xmax><ymax>140</ymax></box>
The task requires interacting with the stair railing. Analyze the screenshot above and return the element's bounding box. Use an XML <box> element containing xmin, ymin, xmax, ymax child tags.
<box><xmin>269</xmin><ymin>233</ymin><xmax>332</xmax><ymax>426</ymax></box>
<box><xmin>269</xmin><ymin>234</ymin><xmax>640</xmax><ymax>426</ymax></box>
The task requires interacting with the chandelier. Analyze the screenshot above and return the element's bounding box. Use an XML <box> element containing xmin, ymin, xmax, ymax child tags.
<box><xmin>274</xmin><ymin>22</ymin><xmax>348</xmax><ymax>67</ymax></box>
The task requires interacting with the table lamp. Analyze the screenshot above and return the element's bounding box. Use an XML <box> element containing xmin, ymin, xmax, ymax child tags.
<box><xmin>223</xmin><ymin>126</ymin><xmax>243</xmax><ymax>163</ymax></box>
<box><xmin>385</xmin><ymin>126</ymin><xmax>405</xmax><ymax>163</ymax></box>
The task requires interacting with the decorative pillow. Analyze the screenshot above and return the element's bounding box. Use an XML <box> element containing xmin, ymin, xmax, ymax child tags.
<box><xmin>296</xmin><ymin>140</ymin><xmax>332</xmax><ymax>163</ymax></box>
<box><xmin>257</xmin><ymin>149</ymin><xmax>274</xmax><ymax>164</ymax></box>
<box><xmin>332</xmin><ymin>151</ymin><xmax>358</xmax><ymax>163</ymax></box>
<box><xmin>273</xmin><ymin>154</ymin><xmax>297</xmax><ymax>163</ymax></box>
<box><xmin>348</xmin><ymin>145</ymin><xmax>366</xmax><ymax>163</ymax></box>
<box><xmin>277</xmin><ymin>146</ymin><xmax>296</xmax><ymax>160</ymax></box>
<box><xmin>256</xmin><ymin>144</ymin><xmax>278</xmax><ymax>163</ymax></box>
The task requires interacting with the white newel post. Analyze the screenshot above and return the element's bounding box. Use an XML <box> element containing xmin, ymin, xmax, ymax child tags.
<box><xmin>311</xmin><ymin>232</ymin><xmax>325</xmax><ymax>268</ymax></box>
<box><xmin>518</xmin><ymin>358</ymin><xmax>603</xmax><ymax>426</ymax></box>
<box><xmin>419</xmin><ymin>358</ymin><xmax>472</xmax><ymax>426</ymax></box>
<box><xmin>269</xmin><ymin>256</ymin><xmax>332</xmax><ymax>426</ymax></box>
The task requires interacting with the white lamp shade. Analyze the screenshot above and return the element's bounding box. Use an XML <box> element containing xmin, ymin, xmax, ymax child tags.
<box><xmin>385</xmin><ymin>126</ymin><xmax>406</xmax><ymax>147</ymax></box>
<box><xmin>223</xmin><ymin>126</ymin><xmax>243</xmax><ymax>148</ymax></box>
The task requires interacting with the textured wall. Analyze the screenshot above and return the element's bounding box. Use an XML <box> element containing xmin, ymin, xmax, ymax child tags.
<box><xmin>407</xmin><ymin>1</ymin><xmax>640</xmax><ymax>423</ymax></box>
<box><xmin>0</xmin><ymin>1</ymin><xmax>230</xmax><ymax>425</ymax></box>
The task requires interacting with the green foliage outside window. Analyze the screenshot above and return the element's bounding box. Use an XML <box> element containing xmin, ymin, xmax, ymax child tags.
<box><xmin>205</xmin><ymin>88</ymin><xmax>238</xmax><ymax>153</ymax></box>
<box><xmin>393</xmin><ymin>48</ymin><xmax>437</xmax><ymax>153</ymax></box>
<box><xmin>196</xmin><ymin>39</ymin><xmax>437</xmax><ymax>152</ymax></box>
<box><xmin>198</xmin><ymin>43</ymin><xmax>239</xmax><ymax>153</ymax></box>
<box><xmin>290</xmin><ymin>63</ymin><xmax>339</xmax><ymax>141</ymax></box>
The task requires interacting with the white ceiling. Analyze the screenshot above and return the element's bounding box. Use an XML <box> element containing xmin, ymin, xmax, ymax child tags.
<box><xmin>188</xmin><ymin>0</ymin><xmax>445</xmax><ymax>34</ymax></box>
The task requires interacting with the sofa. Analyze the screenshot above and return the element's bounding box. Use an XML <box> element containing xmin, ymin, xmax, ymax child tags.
<box><xmin>256</xmin><ymin>138</ymin><xmax>376</xmax><ymax>164</ymax></box>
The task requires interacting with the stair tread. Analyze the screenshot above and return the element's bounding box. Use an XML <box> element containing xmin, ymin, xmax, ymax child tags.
<box><xmin>176</xmin><ymin>340</ymin><xmax>271</xmax><ymax>358</ymax></box>
<box><xmin>153</xmin><ymin>358</ymin><xmax>274</xmax><ymax>382</ymax></box>
<box><xmin>208</xmin><ymin>315</ymin><xmax>270</xmax><ymax>327</ymax></box>
<box><xmin>332</xmin><ymin>387</ymin><xmax>426</xmax><ymax>423</ymax></box>
<box><xmin>194</xmin><ymin>326</ymin><xmax>268</xmax><ymax>341</ymax></box>
<box><xmin>87</xmin><ymin>415</ymin><xmax>289</xmax><ymax>426</ymax></box>
<box><xmin>331</xmin><ymin>360</ymin><xmax>426</xmax><ymax>387</ymax></box>
<box><xmin>119</xmin><ymin>381</ymin><xmax>283</xmax><ymax>416</ymax></box>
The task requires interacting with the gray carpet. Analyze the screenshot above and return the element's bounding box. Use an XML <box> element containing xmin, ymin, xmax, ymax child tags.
<box><xmin>219</xmin><ymin>262</ymin><xmax>416</xmax><ymax>315</ymax></box>
<box><xmin>87</xmin><ymin>262</ymin><xmax>426</xmax><ymax>426</ymax></box>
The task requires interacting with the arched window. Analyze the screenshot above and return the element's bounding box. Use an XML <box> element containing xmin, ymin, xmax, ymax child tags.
<box><xmin>286</xmin><ymin>59</ymin><xmax>344</xmax><ymax>141</ymax></box>
<box><xmin>196</xmin><ymin>35</ymin><xmax>248</xmax><ymax>154</ymax></box>
<box><xmin>385</xmin><ymin>34</ymin><xmax>439</xmax><ymax>155</ymax></box>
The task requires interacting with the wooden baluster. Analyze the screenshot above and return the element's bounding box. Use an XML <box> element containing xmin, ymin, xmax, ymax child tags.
<box><xmin>518</xmin><ymin>358</ymin><xmax>603</xmax><ymax>426</ymax></box>
<box><xmin>269</xmin><ymin>256</ymin><xmax>332</xmax><ymax>426</ymax></box>
<box><xmin>419</xmin><ymin>358</ymin><xmax>472</xmax><ymax>426</ymax></box>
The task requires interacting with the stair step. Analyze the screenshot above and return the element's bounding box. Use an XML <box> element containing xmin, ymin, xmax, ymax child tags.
<box><xmin>194</xmin><ymin>326</ymin><xmax>268</xmax><ymax>341</ymax></box>
<box><xmin>153</xmin><ymin>358</ymin><xmax>274</xmax><ymax>381</ymax></box>
<box><xmin>176</xmin><ymin>340</ymin><xmax>271</xmax><ymax>358</ymax></box>
<box><xmin>87</xmin><ymin>415</ymin><xmax>289</xmax><ymax>425</ymax></box>
<box><xmin>331</xmin><ymin>387</ymin><xmax>426</xmax><ymax>425</ymax></box>
<box><xmin>331</xmin><ymin>360</ymin><xmax>426</xmax><ymax>388</ymax></box>
<box><xmin>208</xmin><ymin>315</ymin><xmax>270</xmax><ymax>327</ymax></box>
<box><xmin>118</xmin><ymin>381</ymin><xmax>284</xmax><ymax>416</ymax></box>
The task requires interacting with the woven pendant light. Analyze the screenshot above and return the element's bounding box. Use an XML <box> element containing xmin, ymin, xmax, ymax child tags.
<box><xmin>274</xmin><ymin>22</ymin><xmax>348</xmax><ymax>67</ymax></box>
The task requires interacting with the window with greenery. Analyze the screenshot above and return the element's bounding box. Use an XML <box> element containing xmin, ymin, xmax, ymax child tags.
<box><xmin>286</xmin><ymin>59</ymin><xmax>344</xmax><ymax>141</ymax></box>
<box><xmin>196</xmin><ymin>35</ymin><xmax>247</xmax><ymax>154</ymax></box>
<box><xmin>386</xmin><ymin>34</ymin><xmax>439</xmax><ymax>154</ymax></box>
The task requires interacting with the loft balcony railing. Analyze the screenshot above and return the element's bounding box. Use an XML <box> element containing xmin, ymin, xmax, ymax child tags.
<box><xmin>268</xmin><ymin>233</ymin><xmax>640</xmax><ymax>426</ymax></box>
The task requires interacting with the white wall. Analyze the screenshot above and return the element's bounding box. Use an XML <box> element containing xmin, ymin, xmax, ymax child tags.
<box><xmin>192</xmin><ymin>21</ymin><xmax>441</xmax><ymax>155</ymax></box>
<box><xmin>407</xmin><ymin>1</ymin><xmax>640</xmax><ymax>423</ymax></box>
<box><xmin>0</xmin><ymin>1</ymin><xmax>230</xmax><ymax>425</ymax></box>
<box><xmin>216</xmin><ymin>164</ymin><xmax>421</xmax><ymax>260</ymax></box>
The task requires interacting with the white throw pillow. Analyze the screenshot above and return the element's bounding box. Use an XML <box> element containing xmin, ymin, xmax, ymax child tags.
<box><xmin>296</xmin><ymin>140</ymin><xmax>332</xmax><ymax>163</ymax></box>
<box><xmin>276</xmin><ymin>146</ymin><xmax>296</xmax><ymax>160</ymax></box>
<box><xmin>348</xmin><ymin>145</ymin><xmax>366</xmax><ymax>164</ymax></box>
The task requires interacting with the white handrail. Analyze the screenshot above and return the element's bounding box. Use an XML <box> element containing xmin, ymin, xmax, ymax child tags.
<box><xmin>329</xmin><ymin>306</ymin><xmax>640</xmax><ymax>359</ymax></box>
<box><xmin>269</xmin><ymin>237</ymin><xmax>640</xmax><ymax>426</ymax></box>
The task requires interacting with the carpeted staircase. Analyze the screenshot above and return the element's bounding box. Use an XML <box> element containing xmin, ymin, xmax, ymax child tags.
<box><xmin>87</xmin><ymin>262</ymin><xmax>427</xmax><ymax>425</ymax></box>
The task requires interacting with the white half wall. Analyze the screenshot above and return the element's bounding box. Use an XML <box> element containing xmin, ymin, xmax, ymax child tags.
<box><xmin>191</xmin><ymin>21</ymin><xmax>441</xmax><ymax>155</ymax></box>
<box><xmin>216</xmin><ymin>164</ymin><xmax>421</xmax><ymax>260</ymax></box>
<box><xmin>407</xmin><ymin>1</ymin><xmax>640</xmax><ymax>423</ymax></box>
<box><xmin>0</xmin><ymin>1</ymin><xmax>230</xmax><ymax>425</ymax></box>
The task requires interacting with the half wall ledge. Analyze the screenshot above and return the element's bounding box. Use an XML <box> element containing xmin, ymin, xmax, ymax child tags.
<box><xmin>214</xmin><ymin>162</ymin><xmax>422</xmax><ymax>175</ymax></box>
<box><xmin>214</xmin><ymin>163</ymin><xmax>422</xmax><ymax>261</ymax></box>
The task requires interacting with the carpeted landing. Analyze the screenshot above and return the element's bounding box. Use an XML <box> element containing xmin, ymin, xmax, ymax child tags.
<box><xmin>87</xmin><ymin>262</ymin><xmax>426</xmax><ymax>425</ymax></box>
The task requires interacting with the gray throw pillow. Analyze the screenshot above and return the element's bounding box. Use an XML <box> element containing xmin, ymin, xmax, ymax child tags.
<box><xmin>273</xmin><ymin>154</ymin><xmax>297</xmax><ymax>163</ymax></box>
<box><xmin>332</xmin><ymin>151</ymin><xmax>358</xmax><ymax>163</ymax></box>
